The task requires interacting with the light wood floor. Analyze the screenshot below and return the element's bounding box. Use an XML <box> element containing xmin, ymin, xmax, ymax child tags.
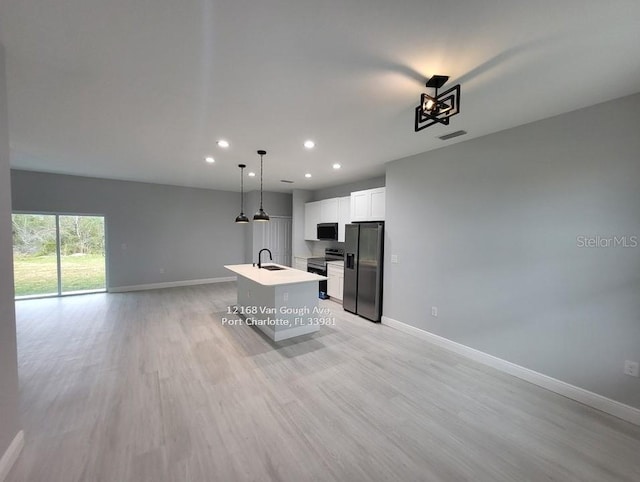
<box><xmin>7</xmin><ymin>283</ymin><xmax>640</xmax><ymax>481</ymax></box>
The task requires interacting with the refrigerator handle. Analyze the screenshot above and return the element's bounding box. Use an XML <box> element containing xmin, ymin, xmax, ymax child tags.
<box><xmin>346</xmin><ymin>253</ymin><xmax>355</xmax><ymax>269</ymax></box>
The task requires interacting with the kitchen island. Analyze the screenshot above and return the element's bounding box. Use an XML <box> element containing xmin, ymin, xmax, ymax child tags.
<box><xmin>224</xmin><ymin>263</ymin><xmax>328</xmax><ymax>341</ymax></box>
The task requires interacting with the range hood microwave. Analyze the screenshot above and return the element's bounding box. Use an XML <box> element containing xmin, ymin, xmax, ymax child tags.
<box><xmin>317</xmin><ymin>223</ymin><xmax>338</xmax><ymax>240</ymax></box>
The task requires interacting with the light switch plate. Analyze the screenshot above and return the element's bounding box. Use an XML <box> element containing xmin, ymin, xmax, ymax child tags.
<box><xmin>391</xmin><ymin>255</ymin><xmax>398</xmax><ymax>263</ymax></box>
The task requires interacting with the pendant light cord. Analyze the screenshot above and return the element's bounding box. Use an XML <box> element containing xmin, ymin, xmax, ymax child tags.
<box><xmin>259</xmin><ymin>153</ymin><xmax>264</xmax><ymax>209</ymax></box>
<box><xmin>240</xmin><ymin>166</ymin><xmax>244</xmax><ymax>213</ymax></box>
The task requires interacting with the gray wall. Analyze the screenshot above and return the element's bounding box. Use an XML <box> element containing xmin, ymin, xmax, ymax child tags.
<box><xmin>312</xmin><ymin>176</ymin><xmax>385</xmax><ymax>201</ymax></box>
<box><xmin>0</xmin><ymin>42</ymin><xmax>21</xmax><ymax>463</ymax></box>
<box><xmin>11</xmin><ymin>171</ymin><xmax>249</xmax><ymax>289</ymax></box>
<box><xmin>245</xmin><ymin>190</ymin><xmax>292</xmax><ymax>218</ymax></box>
<box><xmin>385</xmin><ymin>93</ymin><xmax>640</xmax><ymax>409</ymax></box>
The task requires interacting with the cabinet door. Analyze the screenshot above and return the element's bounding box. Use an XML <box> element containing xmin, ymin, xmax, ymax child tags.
<box><xmin>304</xmin><ymin>201</ymin><xmax>321</xmax><ymax>240</ymax></box>
<box><xmin>370</xmin><ymin>188</ymin><xmax>386</xmax><ymax>221</ymax></box>
<box><xmin>350</xmin><ymin>190</ymin><xmax>370</xmax><ymax>222</ymax></box>
<box><xmin>293</xmin><ymin>258</ymin><xmax>307</xmax><ymax>271</ymax></box>
<box><xmin>350</xmin><ymin>188</ymin><xmax>386</xmax><ymax>222</ymax></box>
<box><xmin>320</xmin><ymin>198</ymin><xmax>339</xmax><ymax>223</ymax></box>
<box><xmin>338</xmin><ymin>196</ymin><xmax>350</xmax><ymax>242</ymax></box>
<box><xmin>327</xmin><ymin>265</ymin><xmax>343</xmax><ymax>300</ymax></box>
<box><xmin>327</xmin><ymin>273</ymin><xmax>339</xmax><ymax>298</ymax></box>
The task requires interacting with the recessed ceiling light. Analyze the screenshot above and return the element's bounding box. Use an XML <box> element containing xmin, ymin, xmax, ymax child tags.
<box><xmin>248</xmin><ymin>172</ymin><xmax>256</xmax><ymax>177</ymax></box>
<box><xmin>205</xmin><ymin>156</ymin><xmax>215</xmax><ymax>164</ymax></box>
<box><xmin>305</xmin><ymin>173</ymin><xmax>312</xmax><ymax>178</ymax></box>
<box><xmin>217</xmin><ymin>140</ymin><xmax>230</xmax><ymax>148</ymax></box>
<box><xmin>303</xmin><ymin>140</ymin><xmax>315</xmax><ymax>149</ymax></box>
<box><xmin>332</xmin><ymin>163</ymin><xmax>341</xmax><ymax>170</ymax></box>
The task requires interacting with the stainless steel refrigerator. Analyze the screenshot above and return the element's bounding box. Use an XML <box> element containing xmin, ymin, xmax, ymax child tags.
<box><xmin>343</xmin><ymin>222</ymin><xmax>384</xmax><ymax>322</ymax></box>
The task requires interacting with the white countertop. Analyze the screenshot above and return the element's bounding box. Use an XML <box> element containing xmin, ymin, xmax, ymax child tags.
<box><xmin>225</xmin><ymin>263</ymin><xmax>327</xmax><ymax>286</ymax></box>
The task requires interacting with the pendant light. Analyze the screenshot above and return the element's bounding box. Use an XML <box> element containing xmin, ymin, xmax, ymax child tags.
<box><xmin>235</xmin><ymin>164</ymin><xmax>249</xmax><ymax>223</ymax></box>
<box><xmin>253</xmin><ymin>150</ymin><xmax>270</xmax><ymax>222</ymax></box>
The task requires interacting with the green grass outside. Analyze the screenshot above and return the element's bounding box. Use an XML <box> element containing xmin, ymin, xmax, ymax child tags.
<box><xmin>13</xmin><ymin>254</ymin><xmax>106</xmax><ymax>296</ymax></box>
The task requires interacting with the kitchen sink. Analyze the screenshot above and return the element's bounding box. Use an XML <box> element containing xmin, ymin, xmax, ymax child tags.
<box><xmin>261</xmin><ymin>265</ymin><xmax>286</xmax><ymax>271</ymax></box>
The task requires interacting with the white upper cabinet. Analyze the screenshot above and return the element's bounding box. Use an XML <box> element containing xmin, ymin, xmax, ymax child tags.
<box><xmin>370</xmin><ymin>188</ymin><xmax>386</xmax><ymax>220</ymax></box>
<box><xmin>350</xmin><ymin>190</ymin><xmax>369</xmax><ymax>221</ymax></box>
<box><xmin>350</xmin><ymin>187</ymin><xmax>386</xmax><ymax>222</ymax></box>
<box><xmin>320</xmin><ymin>198</ymin><xmax>339</xmax><ymax>223</ymax></box>
<box><xmin>305</xmin><ymin>198</ymin><xmax>340</xmax><ymax>241</ymax></box>
<box><xmin>338</xmin><ymin>196</ymin><xmax>350</xmax><ymax>242</ymax></box>
<box><xmin>304</xmin><ymin>201</ymin><xmax>321</xmax><ymax>240</ymax></box>
<box><xmin>304</xmin><ymin>189</ymin><xmax>382</xmax><ymax>242</ymax></box>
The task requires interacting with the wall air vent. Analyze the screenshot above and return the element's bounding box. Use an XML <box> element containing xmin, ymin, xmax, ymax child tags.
<box><xmin>438</xmin><ymin>130</ymin><xmax>467</xmax><ymax>141</ymax></box>
<box><xmin>280</xmin><ymin>179</ymin><xmax>294</xmax><ymax>184</ymax></box>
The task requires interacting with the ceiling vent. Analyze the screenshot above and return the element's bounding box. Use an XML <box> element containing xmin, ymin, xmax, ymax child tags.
<box><xmin>438</xmin><ymin>130</ymin><xmax>467</xmax><ymax>141</ymax></box>
<box><xmin>280</xmin><ymin>179</ymin><xmax>294</xmax><ymax>184</ymax></box>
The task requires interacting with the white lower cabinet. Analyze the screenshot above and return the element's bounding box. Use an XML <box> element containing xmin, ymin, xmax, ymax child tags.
<box><xmin>293</xmin><ymin>257</ymin><xmax>308</xmax><ymax>271</ymax></box>
<box><xmin>327</xmin><ymin>263</ymin><xmax>344</xmax><ymax>301</ymax></box>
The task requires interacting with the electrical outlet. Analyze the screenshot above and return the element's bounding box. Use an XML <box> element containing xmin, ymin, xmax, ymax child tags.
<box><xmin>391</xmin><ymin>254</ymin><xmax>398</xmax><ymax>263</ymax></box>
<box><xmin>283</xmin><ymin>292</ymin><xmax>288</xmax><ymax>301</ymax></box>
<box><xmin>431</xmin><ymin>306</ymin><xmax>438</xmax><ymax>317</ymax></box>
<box><xmin>159</xmin><ymin>268</ymin><xmax>165</xmax><ymax>274</ymax></box>
<box><xmin>623</xmin><ymin>360</ymin><xmax>639</xmax><ymax>377</ymax></box>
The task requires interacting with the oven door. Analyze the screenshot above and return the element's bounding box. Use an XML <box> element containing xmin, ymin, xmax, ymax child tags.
<box><xmin>307</xmin><ymin>264</ymin><xmax>328</xmax><ymax>298</ymax></box>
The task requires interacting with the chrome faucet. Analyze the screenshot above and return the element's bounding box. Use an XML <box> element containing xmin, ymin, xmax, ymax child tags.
<box><xmin>258</xmin><ymin>248</ymin><xmax>273</xmax><ymax>269</ymax></box>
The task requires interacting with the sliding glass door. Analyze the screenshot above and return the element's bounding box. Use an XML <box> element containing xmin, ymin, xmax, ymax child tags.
<box><xmin>12</xmin><ymin>213</ymin><xmax>106</xmax><ymax>298</ymax></box>
<box><xmin>12</xmin><ymin>214</ymin><xmax>59</xmax><ymax>297</ymax></box>
<box><xmin>59</xmin><ymin>215</ymin><xmax>106</xmax><ymax>293</ymax></box>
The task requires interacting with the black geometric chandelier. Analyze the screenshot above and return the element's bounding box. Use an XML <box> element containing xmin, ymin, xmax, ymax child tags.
<box><xmin>414</xmin><ymin>75</ymin><xmax>461</xmax><ymax>132</ymax></box>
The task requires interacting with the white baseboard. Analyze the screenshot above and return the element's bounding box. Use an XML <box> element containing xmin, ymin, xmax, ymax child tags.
<box><xmin>0</xmin><ymin>431</ymin><xmax>24</xmax><ymax>482</ymax></box>
<box><xmin>381</xmin><ymin>316</ymin><xmax>640</xmax><ymax>426</ymax></box>
<box><xmin>108</xmin><ymin>276</ymin><xmax>237</xmax><ymax>293</ymax></box>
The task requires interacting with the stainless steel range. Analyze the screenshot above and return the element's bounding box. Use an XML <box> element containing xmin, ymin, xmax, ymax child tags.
<box><xmin>307</xmin><ymin>248</ymin><xmax>344</xmax><ymax>298</ymax></box>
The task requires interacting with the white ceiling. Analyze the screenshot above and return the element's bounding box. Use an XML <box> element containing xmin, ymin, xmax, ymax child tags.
<box><xmin>1</xmin><ymin>1</ymin><xmax>640</xmax><ymax>193</ymax></box>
